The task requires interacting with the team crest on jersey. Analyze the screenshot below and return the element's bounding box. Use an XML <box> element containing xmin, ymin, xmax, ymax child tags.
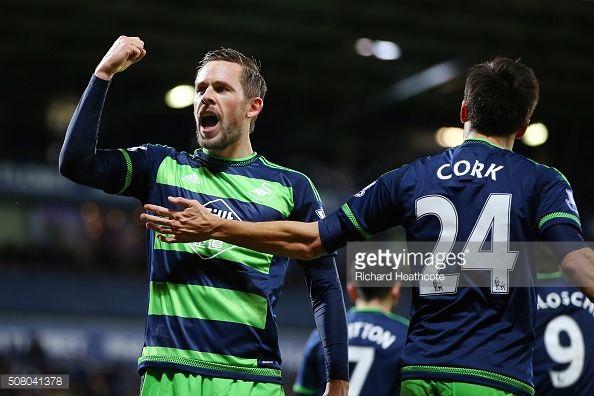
<box><xmin>565</xmin><ymin>189</ymin><xmax>579</xmax><ymax>214</ymax></box>
<box><xmin>354</xmin><ymin>181</ymin><xmax>376</xmax><ymax>197</ymax></box>
<box><xmin>248</xmin><ymin>182</ymin><xmax>273</xmax><ymax>201</ymax></box>
<box><xmin>188</xmin><ymin>198</ymin><xmax>240</xmax><ymax>259</ymax></box>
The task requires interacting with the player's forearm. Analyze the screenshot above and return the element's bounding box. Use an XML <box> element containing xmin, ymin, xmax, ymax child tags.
<box><xmin>213</xmin><ymin>218</ymin><xmax>326</xmax><ymax>260</ymax></box>
<box><xmin>58</xmin><ymin>75</ymin><xmax>110</xmax><ymax>182</ymax></box>
<box><xmin>94</xmin><ymin>70</ymin><xmax>114</xmax><ymax>81</ymax></box>
<box><xmin>561</xmin><ymin>247</ymin><xmax>594</xmax><ymax>301</ymax></box>
<box><xmin>303</xmin><ymin>257</ymin><xmax>349</xmax><ymax>384</ymax></box>
<box><xmin>143</xmin><ymin>197</ymin><xmax>327</xmax><ymax>259</ymax></box>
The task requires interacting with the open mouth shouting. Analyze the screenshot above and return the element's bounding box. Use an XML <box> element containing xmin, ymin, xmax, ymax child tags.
<box><xmin>199</xmin><ymin>111</ymin><xmax>220</xmax><ymax>133</ymax></box>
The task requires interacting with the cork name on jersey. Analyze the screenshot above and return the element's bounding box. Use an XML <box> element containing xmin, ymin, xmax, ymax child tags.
<box><xmin>437</xmin><ymin>160</ymin><xmax>504</xmax><ymax>181</ymax></box>
<box><xmin>348</xmin><ymin>321</ymin><xmax>397</xmax><ymax>349</ymax></box>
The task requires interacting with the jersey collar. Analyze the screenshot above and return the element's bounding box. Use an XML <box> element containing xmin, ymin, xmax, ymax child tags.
<box><xmin>195</xmin><ymin>148</ymin><xmax>259</xmax><ymax>166</ymax></box>
<box><xmin>463</xmin><ymin>137</ymin><xmax>507</xmax><ymax>150</ymax></box>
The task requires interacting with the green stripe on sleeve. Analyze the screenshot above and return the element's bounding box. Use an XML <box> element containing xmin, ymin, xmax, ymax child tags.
<box><xmin>342</xmin><ymin>203</ymin><xmax>371</xmax><ymax>239</ymax></box>
<box><xmin>148</xmin><ymin>282</ymin><xmax>268</xmax><ymax>329</ymax></box>
<box><xmin>538</xmin><ymin>212</ymin><xmax>581</xmax><ymax>229</ymax></box>
<box><xmin>116</xmin><ymin>149</ymin><xmax>133</xmax><ymax>195</ymax></box>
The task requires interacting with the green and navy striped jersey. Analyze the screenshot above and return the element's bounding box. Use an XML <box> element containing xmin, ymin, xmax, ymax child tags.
<box><xmin>319</xmin><ymin>139</ymin><xmax>583</xmax><ymax>396</ymax></box>
<box><xmin>113</xmin><ymin>145</ymin><xmax>327</xmax><ymax>383</ymax></box>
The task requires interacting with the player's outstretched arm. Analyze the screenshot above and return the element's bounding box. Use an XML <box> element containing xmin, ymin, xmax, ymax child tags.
<box><xmin>94</xmin><ymin>35</ymin><xmax>146</xmax><ymax>81</ymax></box>
<box><xmin>561</xmin><ymin>247</ymin><xmax>594</xmax><ymax>301</ymax></box>
<box><xmin>141</xmin><ymin>196</ymin><xmax>327</xmax><ymax>260</ymax></box>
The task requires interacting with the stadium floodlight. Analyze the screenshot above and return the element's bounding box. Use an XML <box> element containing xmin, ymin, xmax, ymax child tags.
<box><xmin>165</xmin><ymin>85</ymin><xmax>194</xmax><ymax>109</ymax></box>
<box><xmin>521</xmin><ymin>123</ymin><xmax>548</xmax><ymax>147</ymax></box>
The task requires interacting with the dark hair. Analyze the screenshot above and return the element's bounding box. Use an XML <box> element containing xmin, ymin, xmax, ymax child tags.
<box><xmin>463</xmin><ymin>57</ymin><xmax>539</xmax><ymax>136</ymax></box>
<box><xmin>356</xmin><ymin>287</ymin><xmax>393</xmax><ymax>302</ymax></box>
<box><xmin>197</xmin><ymin>48</ymin><xmax>267</xmax><ymax>133</ymax></box>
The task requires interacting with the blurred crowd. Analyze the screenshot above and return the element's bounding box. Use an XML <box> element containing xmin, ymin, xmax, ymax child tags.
<box><xmin>0</xmin><ymin>339</ymin><xmax>139</xmax><ymax>396</ymax></box>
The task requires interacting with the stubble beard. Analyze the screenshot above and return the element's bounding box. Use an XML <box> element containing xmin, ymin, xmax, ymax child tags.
<box><xmin>196</xmin><ymin>118</ymin><xmax>243</xmax><ymax>153</ymax></box>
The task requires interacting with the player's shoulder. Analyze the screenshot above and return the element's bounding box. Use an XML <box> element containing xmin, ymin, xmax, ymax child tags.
<box><xmin>123</xmin><ymin>145</ymin><xmax>204</xmax><ymax>178</ymax></box>
<box><xmin>349</xmin><ymin>308</ymin><xmax>410</xmax><ymax>327</ymax></box>
<box><xmin>536</xmin><ymin>271</ymin><xmax>576</xmax><ymax>289</ymax></box>
<box><xmin>377</xmin><ymin>312</ymin><xmax>410</xmax><ymax>334</ymax></box>
<box><xmin>387</xmin><ymin>312</ymin><xmax>411</xmax><ymax>327</ymax></box>
<box><xmin>256</xmin><ymin>155</ymin><xmax>312</xmax><ymax>178</ymax></box>
<box><xmin>128</xmin><ymin>143</ymin><xmax>191</xmax><ymax>159</ymax></box>
<box><xmin>524</xmin><ymin>156</ymin><xmax>571</xmax><ymax>185</ymax></box>
<box><xmin>255</xmin><ymin>155</ymin><xmax>321</xmax><ymax>191</ymax></box>
<box><xmin>485</xmin><ymin>145</ymin><xmax>571</xmax><ymax>186</ymax></box>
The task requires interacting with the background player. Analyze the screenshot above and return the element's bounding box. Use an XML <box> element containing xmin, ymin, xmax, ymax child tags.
<box><xmin>59</xmin><ymin>35</ymin><xmax>349</xmax><ymax>396</ymax></box>
<box><xmin>293</xmin><ymin>282</ymin><xmax>409</xmax><ymax>396</ymax></box>
<box><xmin>533</xmin><ymin>245</ymin><xmax>594</xmax><ymax>395</ymax></box>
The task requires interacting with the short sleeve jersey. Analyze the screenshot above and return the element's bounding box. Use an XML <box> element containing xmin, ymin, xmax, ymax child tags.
<box><xmin>319</xmin><ymin>138</ymin><xmax>582</xmax><ymax>396</ymax></box>
<box><xmin>533</xmin><ymin>272</ymin><xmax>594</xmax><ymax>396</ymax></box>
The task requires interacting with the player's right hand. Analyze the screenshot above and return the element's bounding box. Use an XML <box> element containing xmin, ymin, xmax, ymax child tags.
<box><xmin>141</xmin><ymin>196</ymin><xmax>219</xmax><ymax>244</ymax></box>
<box><xmin>94</xmin><ymin>35</ymin><xmax>146</xmax><ymax>81</ymax></box>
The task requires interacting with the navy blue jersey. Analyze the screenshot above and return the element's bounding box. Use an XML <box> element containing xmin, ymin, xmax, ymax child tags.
<box><xmin>534</xmin><ymin>272</ymin><xmax>594</xmax><ymax>395</ymax></box>
<box><xmin>319</xmin><ymin>139</ymin><xmax>582</xmax><ymax>396</ymax></box>
<box><xmin>293</xmin><ymin>307</ymin><xmax>409</xmax><ymax>396</ymax></box>
<box><xmin>293</xmin><ymin>329</ymin><xmax>326</xmax><ymax>396</ymax></box>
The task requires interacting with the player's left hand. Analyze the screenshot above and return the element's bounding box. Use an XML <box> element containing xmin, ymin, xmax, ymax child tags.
<box><xmin>141</xmin><ymin>196</ymin><xmax>217</xmax><ymax>243</ymax></box>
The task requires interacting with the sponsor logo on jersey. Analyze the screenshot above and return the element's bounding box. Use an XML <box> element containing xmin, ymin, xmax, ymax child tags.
<box><xmin>249</xmin><ymin>182</ymin><xmax>273</xmax><ymax>201</ymax></box>
<box><xmin>180</xmin><ymin>173</ymin><xmax>201</xmax><ymax>185</ymax></box>
<box><xmin>202</xmin><ymin>198</ymin><xmax>241</xmax><ymax>220</ymax></box>
<box><xmin>188</xmin><ymin>199</ymin><xmax>240</xmax><ymax>259</ymax></box>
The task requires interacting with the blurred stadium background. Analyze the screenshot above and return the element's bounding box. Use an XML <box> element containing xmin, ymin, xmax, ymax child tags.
<box><xmin>1</xmin><ymin>0</ymin><xmax>593</xmax><ymax>394</ymax></box>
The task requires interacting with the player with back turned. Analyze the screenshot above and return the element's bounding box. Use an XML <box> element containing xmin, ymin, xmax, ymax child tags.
<box><xmin>532</xmin><ymin>246</ymin><xmax>594</xmax><ymax>395</ymax></box>
<box><xmin>293</xmin><ymin>282</ymin><xmax>408</xmax><ymax>396</ymax></box>
<box><xmin>58</xmin><ymin>36</ymin><xmax>349</xmax><ymax>396</ymax></box>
